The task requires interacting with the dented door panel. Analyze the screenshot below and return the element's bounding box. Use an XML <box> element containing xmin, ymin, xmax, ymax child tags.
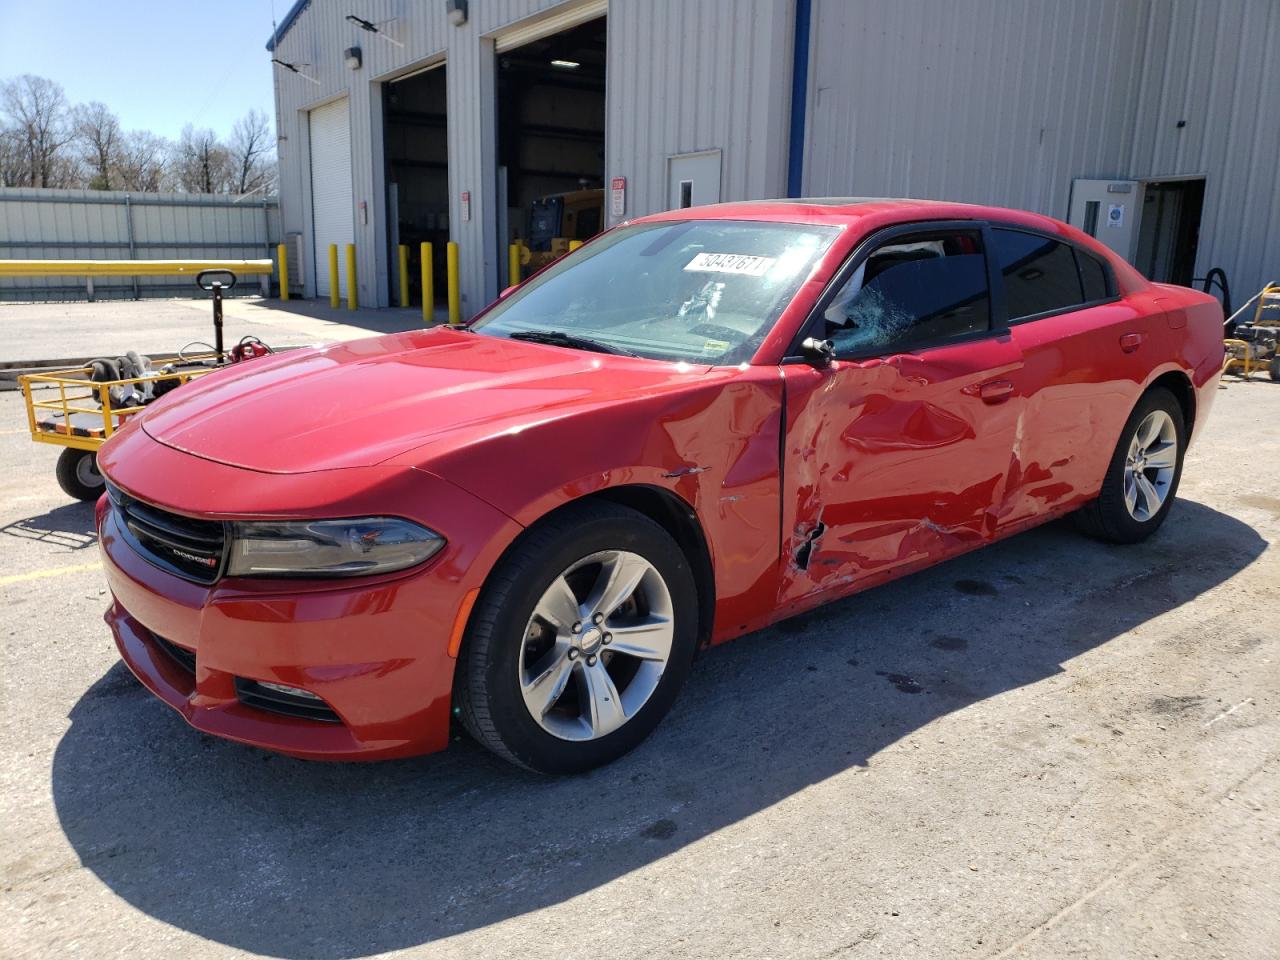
<box><xmin>779</xmin><ymin>335</ymin><xmax>1025</xmax><ymax>607</ymax></box>
<box><xmin>999</xmin><ymin>297</ymin><xmax>1156</xmax><ymax>528</ymax></box>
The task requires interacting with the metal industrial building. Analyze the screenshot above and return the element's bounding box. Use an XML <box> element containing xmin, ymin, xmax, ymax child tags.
<box><xmin>268</xmin><ymin>0</ymin><xmax>1279</xmax><ymax>318</ymax></box>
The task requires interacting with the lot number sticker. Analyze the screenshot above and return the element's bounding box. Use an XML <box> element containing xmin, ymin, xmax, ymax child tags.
<box><xmin>684</xmin><ymin>252</ymin><xmax>776</xmax><ymax>276</ymax></box>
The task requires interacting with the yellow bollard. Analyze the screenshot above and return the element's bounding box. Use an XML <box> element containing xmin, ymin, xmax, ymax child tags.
<box><xmin>420</xmin><ymin>241</ymin><xmax>434</xmax><ymax>325</ymax></box>
<box><xmin>345</xmin><ymin>243</ymin><xmax>358</xmax><ymax>311</ymax></box>
<box><xmin>398</xmin><ymin>244</ymin><xmax>410</xmax><ymax>308</ymax></box>
<box><xmin>328</xmin><ymin>244</ymin><xmax>340</xmax><ymax>309</ymax></box>
<box><xmin>508</xmin><ymin>243</ymin><xmax>521</xmax><ymax>287</ymax></box>
<box><xmin>446</xmin><ymin>241</ymin><xmax>460</xmax><ymax>325</ymax></box>
<box><xmin>568</xmin><ymin>240</ymin><xmax>583</xmax><ymax>251</ymax></box>
<box><xmin>276</xmin><ymin>243</ymin><xmax>290</xmax><ymax>300</ymax></box>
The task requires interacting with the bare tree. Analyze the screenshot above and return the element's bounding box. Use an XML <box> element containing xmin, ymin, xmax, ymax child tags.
<box><xmin>117</xmin><ymin>130</ymin><xmax>172</xmax><ymax>192</ymax></box>
<box><xmin>174</xmin><ymin>124</ymin><xmax>232</xmax><ymax>193</ymax></box>
<box><xmin>0</xmin><ymin>74</ymin><xmax>78</xmax><ymax>187</ymax></box>
<box><xmin>228</xmin><ymin>109</ymin><xmax>276</xmax><ymax>195</ymax></box>
<box><xmin>0</xmin><ymin>125</ymin><xmax>24</xmax><ymax>186</ymax></box>
<box><xmin>74</xmin><ymin>101</ymin><xmax>121</xmax><ymax>190</ymax></box>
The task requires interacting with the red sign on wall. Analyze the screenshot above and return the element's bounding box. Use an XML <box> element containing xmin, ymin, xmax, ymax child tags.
<box><xmin>610</xmin><ymin>177</ymin><xmax>626</xmax><ymax>218</ymax></box>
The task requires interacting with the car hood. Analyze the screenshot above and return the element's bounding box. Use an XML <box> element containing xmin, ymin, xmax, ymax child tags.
<box><xmin>140</xmin><ymin>327</ymin><xmax>713</xmax><ymax>473</ymax></box>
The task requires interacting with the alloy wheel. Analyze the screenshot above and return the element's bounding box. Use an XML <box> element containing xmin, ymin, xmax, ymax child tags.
<box><xmin>518</xmin><ymin>550</ymin><xmax>674</xmax><ymax>742</ymax></box>
<box><xmin>1123</xmin><ymin>409</ymin><xmax>1178</xmax><ymax>521</ymax></box>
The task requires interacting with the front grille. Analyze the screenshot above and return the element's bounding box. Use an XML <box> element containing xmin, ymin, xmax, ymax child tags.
<box><xmin>153</xmin><ymin>635</ymin><xmax>197</xmax><ymax>674</ymax></box>
<box><xmin>107</xmin><ymin>482</ymin><xmax>226</xmax><ymax>584</ymax></box>
<box><xmin>234</xmin><ymin>678</ymin><xmax>342</xmax><ymax>723</ymax></box>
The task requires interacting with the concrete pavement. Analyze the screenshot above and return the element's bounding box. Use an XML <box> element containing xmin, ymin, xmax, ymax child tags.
<box><xmin>1</xmin><ymin>377</ymin><xmax>1277</xmax><ymax>960</ymax></box>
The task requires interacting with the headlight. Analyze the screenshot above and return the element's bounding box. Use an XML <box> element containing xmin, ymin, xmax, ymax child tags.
<box><xmin>226</xmin><ymin>517</ymin><xmax>445</xmax><ymax>578</ymax></box>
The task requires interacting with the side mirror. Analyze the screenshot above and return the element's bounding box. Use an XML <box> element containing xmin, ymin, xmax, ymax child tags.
<box><xmin>800</xmin><ymin>337</ymin><xmax>836</xmax><ymax>367</ymax></box>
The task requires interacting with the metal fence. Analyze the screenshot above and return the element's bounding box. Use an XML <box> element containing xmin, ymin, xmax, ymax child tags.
<box><xmin>0</xmin><ymin>188</ymin><xmax>282</xmax><ymax>301</ymax></box>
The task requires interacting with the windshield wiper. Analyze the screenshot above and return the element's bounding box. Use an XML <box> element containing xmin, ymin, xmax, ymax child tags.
<box><xmin>508</xmin><ymin>329</ymin><xmax>639</xmax><ymax>358</ymax></box>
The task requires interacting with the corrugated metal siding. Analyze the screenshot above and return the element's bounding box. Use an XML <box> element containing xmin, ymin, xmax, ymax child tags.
<box><xmin>605</xmin><ymin>0</ymin><xmax>793</xmax><ymax>223</ymax></box>
<box><xmin>272</xmin><ymin>0</ymin><xmax>585</xmax><ymax>313</ymax></box>
<box><xmin>1127</xmin><ymin>0</ymin><xmax>1280</xmax><ymax>300</ymax></box>
<box><xmin>0</xmin><ymin>188</ymin><xmax>280</xmax><ymax>301</ymax></box>
<box><xmin>804</xmin><ymin>0</ymin><xmax>1279</xmax><ymax>300</ymax></box>
<box><xmin>273</xmin><ymin>0</ymin><xmax>795</xmax><ymax>314</ymax></box>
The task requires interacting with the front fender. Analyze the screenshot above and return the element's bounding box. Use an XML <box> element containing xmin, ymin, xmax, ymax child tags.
<box><xmin>408</xmin><ymin>371</ymin><xmax>787</xmax><ymax>644</ymax></box>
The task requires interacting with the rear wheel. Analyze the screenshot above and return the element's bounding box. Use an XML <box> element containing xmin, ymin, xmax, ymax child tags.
<box><xmin>1075</xmin><ymin>387</ymin><xmax>1185</xmax><ymax>544</ymax></box>
<box><xmin>1269</xmin><ymin>356</ymin><xmax>1279</xmax><ymax>382</ymax></box>
<box><xmin>455</xmin><ymin>501</ymin><xmax>698</xmax><ymax>774</ymax></box>
<box><xmin>55</xmin><ymin>448</ymin><xmax>104</xmax><ymax>502</ymax></box>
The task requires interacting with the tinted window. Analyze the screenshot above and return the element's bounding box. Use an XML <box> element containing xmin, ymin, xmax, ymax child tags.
<box><xmin>992</xmin><ymin>228</ymin><xmax>1084</xmax><ymax>320</ymax></box>
<box><xmin>820</xmin><ymin>231</ymin><xmax>989</xmax><ymax>355</ymax></box>
<box><xmin>1077</xmin><ymin>250</ymin><xmax>1110</xmax><ymax>302</ymax></box>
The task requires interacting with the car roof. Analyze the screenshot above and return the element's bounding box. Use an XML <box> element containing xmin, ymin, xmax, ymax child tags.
<box><xmin>631</xmin><ymin>197</ymin><xmax>1064</xmax><ymax>231</ymax></box>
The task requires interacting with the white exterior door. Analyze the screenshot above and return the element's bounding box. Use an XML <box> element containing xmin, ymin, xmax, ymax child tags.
<box><xmin>1068</xmin><ymin>179</ymin><xmax>1140</xmax><ymax>262</ymax></box>
<box><xmin>310</xmin><ymin>97</ymin><xmax>354</xmax><ymax>299</ymax></box>
<box><xmin>668</xmin><ymin>150</ymin><xmax>722</xmax><ymax>210</ymax></box>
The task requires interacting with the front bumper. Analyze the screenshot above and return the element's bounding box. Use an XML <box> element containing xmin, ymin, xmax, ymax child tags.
<box><xmin>102</xmin><ymin>510</ymin><xmax>458</xmax><ymax>759</ymax></box>
<box><xmin>95</xmin><ymin>436</ymin><xmax>523</xmax><ymax>761</ymax></box>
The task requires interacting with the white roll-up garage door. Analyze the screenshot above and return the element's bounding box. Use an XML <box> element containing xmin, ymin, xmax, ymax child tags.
<box><xmin>309</xmin><ymin>97</ymin><xmax>354</xmax><ymax>299</ymax></box>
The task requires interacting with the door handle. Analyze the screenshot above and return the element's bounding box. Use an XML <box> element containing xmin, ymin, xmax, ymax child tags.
<box><xmin>971</xmin><ymin>379</ymin><xmax>1014</xmax><ymax>404</ymax></box>
<box><xmin>1120</xmin><ymin>332</ymin><xmax>1144</xmax><ymax>353</ymax></box>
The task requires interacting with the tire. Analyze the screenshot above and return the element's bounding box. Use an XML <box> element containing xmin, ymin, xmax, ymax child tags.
<box><xmin>1269</xmin><ymin>356</ymin><xmax>1279</xmax><ymax>382</ymax></box>
<box><xmin>1074</xmin><ymin>386</ymin><xmax>1186</xmax><ymax>544</ymax></box>
<box><xmin>455</xmin><ymin>501</ymin><xmax>699</xmax><ymax>774</ymax></box>
<box><xmin>55</xmin><ymin>448</ymin><xmax>105</xmax><ymax>502</ymax></box>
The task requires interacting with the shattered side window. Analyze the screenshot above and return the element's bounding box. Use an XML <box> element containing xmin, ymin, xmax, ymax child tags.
<box><xmin>820</xmin><ymin>230</ymin><xmax>990</xmax><ymax>356</ymax></box>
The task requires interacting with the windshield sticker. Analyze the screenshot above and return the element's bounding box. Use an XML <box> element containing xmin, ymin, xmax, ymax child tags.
<box><xmin>701</xmin><ymin>338</ymin><xmax>731</xmax><ymax>356</ymax></box>
<box><xmin>684</xmin><ymin>252</ymin><xmax>777</xmax><ymax>277</ymax></box>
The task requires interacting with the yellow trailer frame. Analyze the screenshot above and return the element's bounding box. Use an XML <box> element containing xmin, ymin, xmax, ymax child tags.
<box><xmin>19</xmin><ymin>360</ymin><xmax>217</xmax><ymax>499</ymax></box>
<box><xmin>1223</xmin><ymin>283</ymin><xmax>1280</xmax><ymax>381</ymax></box>
<box><xmin>19</xmin><ymin>360</ymin><xmax>216</xmax><ymax>450</ymax></box>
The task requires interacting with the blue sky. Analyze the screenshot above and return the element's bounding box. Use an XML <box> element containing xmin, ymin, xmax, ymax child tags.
<box><xmin>0</xmin><ymin>0</ymin><xmax>278</xmax><ymax>140</ymax></box>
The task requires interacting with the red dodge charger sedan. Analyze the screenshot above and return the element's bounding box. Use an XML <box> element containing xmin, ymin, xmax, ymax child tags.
<box><xmin>97</xmin><ymin>199</ymin><xmax>1223</xmax><ymax>772</ymax></box>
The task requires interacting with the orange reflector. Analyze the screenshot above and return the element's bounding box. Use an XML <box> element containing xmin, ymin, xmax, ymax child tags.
<box><xmin>447</xmin><ymin>588</ymin><xmax>480</xmax><ymax>658</ymax></box>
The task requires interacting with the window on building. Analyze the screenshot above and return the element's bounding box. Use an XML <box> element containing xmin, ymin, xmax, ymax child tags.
<box><xmin>991</xmin><ymin>228</ymin><xmax>1084</xmax><ymax>321</ymax></box>
<box><xmin>1076</xmin><ymin>250</ymin><xmax>1111</xmax><ymax>302</ymax></box>
<box><xmin>819</xmin><ymin>229</ymin><xmax>990</xmax><ymax>355</ymax></box>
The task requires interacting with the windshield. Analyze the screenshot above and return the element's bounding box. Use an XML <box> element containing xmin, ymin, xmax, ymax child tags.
<box><xmin>471</xmin><ymin>219</ymin><xmax>840</xmax><ymax>365</ymax></box>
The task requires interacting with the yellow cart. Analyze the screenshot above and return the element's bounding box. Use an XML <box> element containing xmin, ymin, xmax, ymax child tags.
<box><xmin>19</xmin><ymin>359</ymin><xmax>216</xmax><ymax>501</ymax></box>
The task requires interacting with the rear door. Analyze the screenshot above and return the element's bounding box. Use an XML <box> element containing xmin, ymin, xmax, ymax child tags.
<box><xmin>778</xmin><ymin>221</ymin><xmax>1026</xmax><ymax>607</ymax></box>
<box><xmin>989</xmin><ymin>225</ymin><xmax>1154</xmax><ymax>527</ymax></box>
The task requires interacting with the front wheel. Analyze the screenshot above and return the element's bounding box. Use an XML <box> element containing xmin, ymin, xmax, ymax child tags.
<box><xmin>55</xmin><ymin>448</ymin><xmax>105</xmax><ymax>502</ymax></box>
<box><xmin>455</xmin><ymin>501</ymin><xmax>699</xmax><ymax>774</ymax></box>
<box><xmin>1075</xmin><ymin>386</ymin><xmax>1186</xmax><ymax>544</ymax></box>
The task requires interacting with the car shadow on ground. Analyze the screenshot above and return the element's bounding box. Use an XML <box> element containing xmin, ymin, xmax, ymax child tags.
<box><xmin>51</xmin><ymin>499</ymin><xmax>1266</xmax><ymax>958</ymax></box>
<box><xmin>1</xmin><ymin>501</ymin><xmax>97</xmax><ymax>550</ymax></box>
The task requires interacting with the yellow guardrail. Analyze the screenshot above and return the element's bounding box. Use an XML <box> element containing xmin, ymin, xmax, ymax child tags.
<box><xmin>0</xmin><ymin>259</ymin><xmax>274</xmax><ymax>277</ymax></box>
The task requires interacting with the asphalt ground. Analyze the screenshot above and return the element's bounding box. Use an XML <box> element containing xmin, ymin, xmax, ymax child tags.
<box><xmin>1</xmin><ymin>371</ymin><xmax>1278</xmax><ymax>960</ymax></box>
<box><xmin>0</xmin><ymin>297</ymin><xmax>434</xmax><ymax>367</ymax></box>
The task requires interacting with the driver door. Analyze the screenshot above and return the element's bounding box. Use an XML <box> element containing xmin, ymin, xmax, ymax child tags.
<box><xmin>778</xmin><ymin>222</ymin><xmax>1026</xmax><ymax>608</ymax></box>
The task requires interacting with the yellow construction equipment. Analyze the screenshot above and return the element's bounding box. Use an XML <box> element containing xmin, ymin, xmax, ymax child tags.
<box><xmin>1223</xmin><ymin>282</ymin><xmax>1280</xmax><ymax>381</ymax></box>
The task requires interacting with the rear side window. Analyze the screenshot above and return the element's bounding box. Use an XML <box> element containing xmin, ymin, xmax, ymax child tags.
<box><xmin>1077</xmin><ymin>250</ymin><xmax>1111</xmax><ymax>302</ymax></box>
<box><xmin>820</xmin><ymin>230</ymin><xmax>990</xmax><ymax>355</ymax></box>
<box><xmin>992</xmin><ymin>228</ymin><xmax>1084</xmax><ymax>321</ymax></box>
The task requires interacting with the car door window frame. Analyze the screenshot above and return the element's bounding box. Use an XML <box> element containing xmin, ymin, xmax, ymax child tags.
<box><xmin>784</xmin><ymin>219</ymin><xmax>1008</xmax><ymax>363</ymax></box>
<box><xmin>985</xmin><ymin>221</ymin><xmax>1120</xmax><ymax>326</ymax></box>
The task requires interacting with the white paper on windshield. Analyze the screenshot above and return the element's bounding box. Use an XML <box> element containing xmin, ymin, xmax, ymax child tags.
<box><xmin>684</xmin><ymin>252</ymin><xmax>776</xmax><ymax>277</ymax></box>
